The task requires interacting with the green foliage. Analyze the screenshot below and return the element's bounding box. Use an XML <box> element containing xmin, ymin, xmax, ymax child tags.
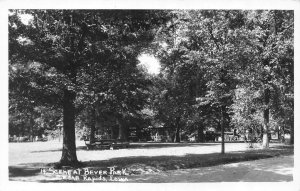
<box><xmin>9</xmin><ymin>9</ymin><xmax>293</xmax><ymax>148</ymax></box>
<box><xmin>9</xmin><ymin>10</ymin><xmax>170</xmax><ymax>164</ymax></box>
<box><xmin>150</xmin><ymin>10</ymin><xmax>293</xmax><ymax>145</ymax></box>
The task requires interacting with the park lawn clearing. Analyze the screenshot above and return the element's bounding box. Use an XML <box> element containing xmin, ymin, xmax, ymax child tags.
<box><xmin>9</xmin><ymin>142</ymin><xmax>293</xmax><ymax>182</ymax></box>
<box><xmin>82</xmin><ymin>145</ymin><xmax>293</xmax><ymax>175</ymax></box>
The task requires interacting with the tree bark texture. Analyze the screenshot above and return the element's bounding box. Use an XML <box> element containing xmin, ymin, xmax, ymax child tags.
<box><xmin>262</xmin><ymin>88</ymin><xmax>270</xmax><ymax>149</ymax></box>
<box><xmin>60</xmin><ymin>89</ymin><xmax>79</xmax><ymax>166</ymax></box>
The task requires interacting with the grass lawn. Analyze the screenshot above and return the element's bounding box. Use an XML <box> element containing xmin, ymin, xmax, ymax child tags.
<box><xmin>82</xmin><ymin>144</ymin><xmax>293</xmax><ymax>175</ymax></box>
<box><xmin>9</xmin><ymin>140</ymin><xmax>293</xmax><ymax>182</ymax></box>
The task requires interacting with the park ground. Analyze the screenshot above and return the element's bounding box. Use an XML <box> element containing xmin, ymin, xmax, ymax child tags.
<box><xmin>9</xmin><ymin>140</ymin><xmax>293</xmax><ymax>182</ymax></box>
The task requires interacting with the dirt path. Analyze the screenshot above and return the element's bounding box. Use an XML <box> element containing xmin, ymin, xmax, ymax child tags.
<box><xmin>129</xmin><ymin>155</ymin><xmax>293</xmax><ymax>182</ymax></box>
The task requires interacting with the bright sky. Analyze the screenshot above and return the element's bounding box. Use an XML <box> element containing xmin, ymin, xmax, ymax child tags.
<box><xmin>19</xmin><ymin>14</ymin><xmax>33</xmax><ymax>25</ymax></box>
<box><xmin>138</xmin><ymin>54</ymin><xmax>161</xmax><ymax>75</ymax></box>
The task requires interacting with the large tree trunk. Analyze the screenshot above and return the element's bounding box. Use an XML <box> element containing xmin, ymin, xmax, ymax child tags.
<box><xmin>197</xmin><ymin>122</ymin><xmax>205</xmax><ymax>143</ymax></box>
<box><xmin>59</xmin><ymin>89</ymin><xmax>79</xmax><ymax>166</ymax></box>
<box><xmin>262</xmin><ymin>88</ymin><xmax>270</xmax><ymax>148</ymax></box>
<box><xmin>89</xmin><ymin>107</ymin><xmax>96</xmax><ymax>143</ymax></box>
<box><xmin>174</xmin><ymin>117</ymin><xmax>181</xmax><ymax>143</ymax></box>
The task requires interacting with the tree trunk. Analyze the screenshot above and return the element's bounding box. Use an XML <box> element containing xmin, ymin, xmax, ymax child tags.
<box><xmin>174</xmin><ymin>127</ymin><xmax>180</xmax><ymax>143</ymax></box>
<box><xmin>110</xmin><ymin>125</ymin><xmax>116</xmax><ymax>139</ymax></box>
<box><xmin>221</xmin><ymin>107</ymin><xmax>225</xmax><ymax>154</ymax></box>
<box><xmin>290</xmin><ymin>120</ymin><xmax>294</xmax><ymax>145</ymax></box>
<box><xmin>197</xmin><ymin>122</ymin><xmax>205</xmax><ymax>142</ymax></box>
<box><xmin>262</xmin><ymin>88</ymin><xmax>270</xmax><ymax>148</ymax></box>
<box><xmin>30</xmin><ymin>117</ymin><xmax>34</xmax><ymax>142</ymax></box>
<box><xmin>59</xmin><ymin>125</ymin><xmax>62</xmax><ymax>142</ymax></box>
<box><xmin>174</xmin><ymin>117</ymin><xmax>181</xmax><ymax>143</ymax></box>
<box><xmin>260</xmin><ymin>125</ymin><xmax>264</xmax><ymax>140</ymax></box>
<box><xmin>89</xmin><ymin>107</ymin><xmax>96</xmax><ymax>143</ymax></box>
<box><xmin>117</xmin><ymin>117</ymin><xmax>128</xmax><ymax>141</ymax></box>
<box><xmin>59</xmin><ymin>89</ymin><xmax>79</xmax><ymax>166</ymax></box>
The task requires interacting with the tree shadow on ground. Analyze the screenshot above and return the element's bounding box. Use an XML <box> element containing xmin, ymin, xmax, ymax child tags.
<box><xmin>81</xmin><ymin>146</ymin><xmax>293</xmax><ymax>170</ymax></box>
<box><xmin>9</xmin><ymin>166</ymin><xmax>41</xmax><ymax>178</ymax></box>
<box><xmin>12</xmin><ymin>145</ymin><xmax>293</xmax><ymax>178</ymax></box>
<box><xmin>130</xmin><ymin>159</ymin><xmax>293</xmax><ymax>182</ymax></box>
<box><xmin>10</xmin><ymin>144</ymin><xmax>293</xmax><ymax>182</ymax></box>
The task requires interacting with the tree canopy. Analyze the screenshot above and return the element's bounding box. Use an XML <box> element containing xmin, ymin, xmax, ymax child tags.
<box><xmin>9</xmin><ymin>10</ymin><xmax>293</xmax><ymax>166</ymax></box>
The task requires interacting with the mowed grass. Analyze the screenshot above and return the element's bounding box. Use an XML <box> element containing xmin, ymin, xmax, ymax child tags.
<box><xmin>79</xmin><ymin>143</ymin><xmax>293</xmax><ymax>175</ymax></box>
<box><xmin>10</xmin><ymin>140</ymin><xmax>251</xmax><ymax>166</ymax></box>
<box><xmin>9</xmin><ymin>140</ymin><xmax>293</xmax><ymax>181</ymax></box>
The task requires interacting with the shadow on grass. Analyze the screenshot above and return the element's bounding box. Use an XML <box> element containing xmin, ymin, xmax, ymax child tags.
<box><xmin>80</xmin><ymin>146</ymin><xmax>293</xmax><ymax>173</ymax></box>
<box><xmin>9</xmin><ymin>166</ymin><xmax>41</xmax><ymax>178</ymax></box>
<box><xmin>130</xmin><ymin>160</ymin><xmax>293</xmax><ymax>182</ymax></box>
<box><xmin>13</xmin><ymin>145</ymin><xmax>293</xmax><ymax>176</ymax></box>
<box><xmin>10</xmin><ymin>144</ymin><xmax>293</xmax><ymax>182</ymax></box>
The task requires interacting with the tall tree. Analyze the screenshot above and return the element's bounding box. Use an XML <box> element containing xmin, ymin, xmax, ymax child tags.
<box><xmin>9</xmin><ymin>10</ymin><xmax>169</xmax><ymax>166</ymax></box>
<box><xmin>182</xmin><ymin>10</ymin><xmax>243</xmax><ymax>153</ymax></box>
<box><xmin>232</xmin><ymin>10</ymin><xmax>294</xmax><ymax>147</ymax></box>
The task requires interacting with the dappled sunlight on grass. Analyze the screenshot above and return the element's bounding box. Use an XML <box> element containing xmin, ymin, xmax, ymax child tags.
<box><xmin>9</xmin><ymin>140</ymin><xmax>293</xmax><ymax>182</ymax></box>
